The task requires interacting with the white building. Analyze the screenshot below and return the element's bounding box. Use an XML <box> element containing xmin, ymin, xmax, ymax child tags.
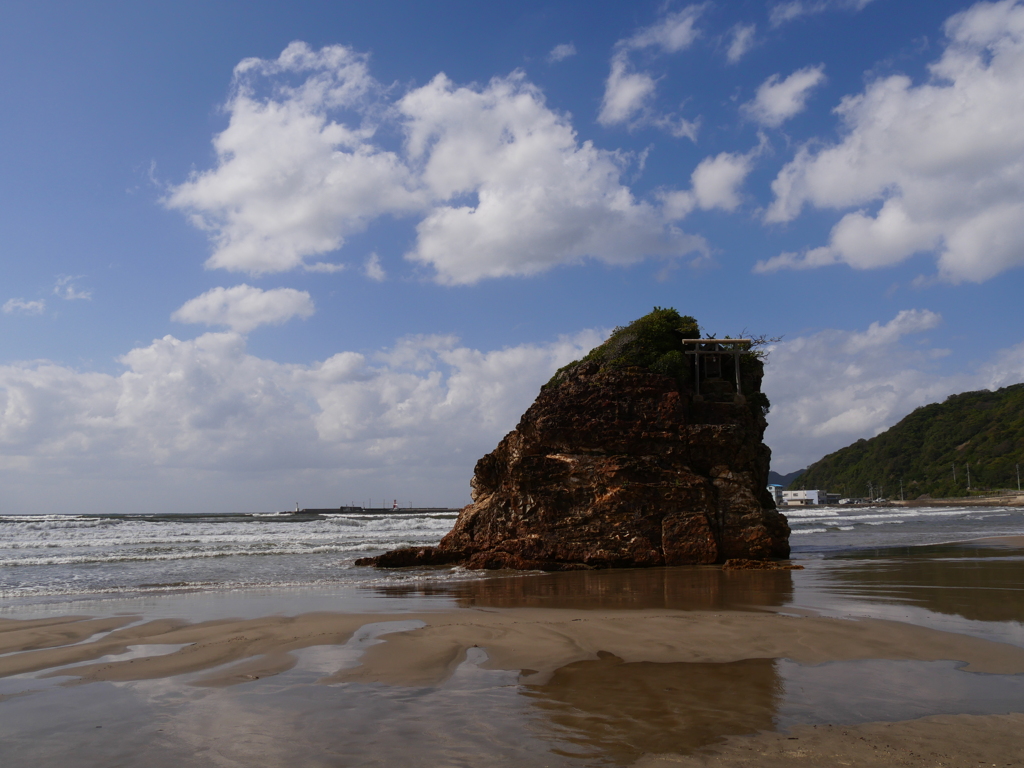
<box><xmin>767</xmin><ymin>485</ymin><xmax>784</xmax><ymax>505</ymax></box>
<box><xmin>782</xmin><ymin>489</ymin><xmax>826</xmax><ymax>506</ymax></box>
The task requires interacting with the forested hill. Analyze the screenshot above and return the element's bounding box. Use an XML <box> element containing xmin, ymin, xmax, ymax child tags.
<box><xmin>791</xmin><ymin>383</ymin><xmax>1024</xmax><ymax>499</ymax></box>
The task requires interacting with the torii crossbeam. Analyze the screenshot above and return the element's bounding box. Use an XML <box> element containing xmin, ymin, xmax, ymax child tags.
<box><xmin>680</xmin><ymin>339</ymin><xmax>752</xmax><ymax>397</ymax></box>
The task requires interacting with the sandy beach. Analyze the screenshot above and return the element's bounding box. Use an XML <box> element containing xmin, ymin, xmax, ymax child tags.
<box><xmin>5</xmin><ymin>605</ymin><xmax>1024</xmax><ymax>686</ymax></box>
<box><xmin>2</xmin><ymin>534</ymin><xmax>1023</xmax><ymax>767</ymax></box>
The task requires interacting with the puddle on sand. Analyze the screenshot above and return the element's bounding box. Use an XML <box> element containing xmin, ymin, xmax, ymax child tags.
<box><xmin>2</xmin><ymin>642</ymin><xmax>1024</xmax><ymax>767</ymax></box>
<box><xmin>519</xmin><ymin>653</ymin><xmax>1024</xmax><ymax>765</ymax></box>
<box><xmin>371</xmin><ymin>564</ymin><xmax>797</xmax><ymax>612</ymax></box>
<box><xmin>809</xmin><ymin>544</ymin><xmax>1024</xmax><ymax>623</ymax></box>
<box><xmin>522</xmin><ymin>654</ymin><xmax>781</xmax><ymax>763</ymax></box>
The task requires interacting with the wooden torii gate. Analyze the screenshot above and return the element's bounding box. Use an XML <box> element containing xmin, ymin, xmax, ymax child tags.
<box><xmin>680</xmin><ymin>339</ymin><xmax>752</xmax><ymax>397</ymax></box>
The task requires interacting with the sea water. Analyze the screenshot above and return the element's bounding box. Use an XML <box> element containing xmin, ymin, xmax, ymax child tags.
<box><xmin>2</xmin><ymin>504</ymin><xmax>1023</xmax><ymax>607</ymax></box>
<box><xmin>0</xmin><ymin>510</ymin><xmax>463</xmax><ymax>606</ymax></box>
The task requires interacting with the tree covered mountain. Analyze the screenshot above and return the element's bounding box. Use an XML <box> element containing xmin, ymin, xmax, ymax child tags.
<box><xmin>767</xmin><ymin>469</ymin><xmax>805</xmax><ymax>488</ymax></box>
<box><xmin>791</xmin><ymin>384</ymin><xmax>1024</xmax><ymax>499</ymax></box>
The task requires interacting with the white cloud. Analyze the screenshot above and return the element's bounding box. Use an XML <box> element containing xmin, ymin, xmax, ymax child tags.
<box><xmin>167</xmin><ymin>42</ymin><xmax>704</xmax><ymax>285</ymax></box>
<box><xmin>653</xmin><ymin>114</ymin><xmax>702</xmax><ymax>142</ymax></box>
<box><xmin>2</xmin><ymin>299</ymin><xmax>45</xmax><ymax>315</ymax></box>
<box><xmin>598</xmin><ymin>52</ymin><xmax>658</xmax><ymax>126</ymax></box>
<box><xmin>770</xmin><ymin>0</ymin><xmax>876</xmax><ymax>28</ymax></box>
<box><xmin>171</xmin><ymin>285</ymin><xmax>314</xmax><ymax>333</ymax></box>
<box><xmin>400</xmin><ymin>72</ymin><xmax>707</xmax><ymax>283</ymax></box>
<box><xmin>0</xmin><ymin>329</ymin><xmax>603</xmax><ymax>512</ymax></box>
<box><xmin>841</xmin><ymin>309</ymin><xmax>942</xmax><ymax>354</ymax></box>
<box><xmin>547</xmin><ymin>43</ymin><xmax>577</xmax><ymax>63</ymax></box>
<box><xmin>624</xmin><ymin>5</ymin><xmax>705</xmax><ymax>53</ymax></box>
<box><xmin>165</xmin><ymin>42</ymin><xmax>425</xmax><ymax>276</ymax></box>
<box><xmin>690</xmin><ymin>150</ymin><xmax>757</xmax><ymax>211</ymax></box>
<box><xmin>762</xmin><ymin>0</ymin><xmax>1024</xmax><ymax>283</ymax></box>
<box><xmin>763</xmin><ymin>309</ymin><xmax>1024</xmax><ymax>472</ymax></box>
<box><xmin>53</xmin><ymin>275</ymin><xmax>91</xmax><ymax>301</ymax></box>
<box><xmin>304</xmin><ymin>261</ymin><xmax>345</xmax><ymax>273</ymax></box>
<box><xmin>726</xmin><ymin>23</ymin><xmax>756</xmax><ymax>63</ymax></box>
<box><xmin>743</xmin><ymin>65</ymin><xmax>826</xmax><ymax>127</ymax></box>
<box><xmin>364</xmin><ymin>253</ymin><xmax>386</xmax><ymax>281</ymax></box>
<box><xmin>660</xmin><ymin>139</ymin><xmax>766</xmax><ymax>218</ymax></box>
<box><xmin>598</xmin><ymin>5</ymin><xmax>705</xmax><ymax>129</ymax></box>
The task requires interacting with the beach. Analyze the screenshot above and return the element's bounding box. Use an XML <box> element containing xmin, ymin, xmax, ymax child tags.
<box><xmin>2</xmin><ymin>507</ymin><xmax>1024</xmax><ymax>766</ymax></box>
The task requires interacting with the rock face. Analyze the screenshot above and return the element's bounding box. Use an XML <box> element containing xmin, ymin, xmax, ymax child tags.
<box><xmin>359</xmin><ymin>308</ymin><xmax>790</xmax><ymax>571</ymax></box>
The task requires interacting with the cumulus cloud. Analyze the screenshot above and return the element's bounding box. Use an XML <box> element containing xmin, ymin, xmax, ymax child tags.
<box><xmin>760</xmin><ymin>0</ymin><xmax>1024</xmax><ymax>283</ymax></box>
<box><xmin>660</xmin><ymin>139</ymin><xmax>766</xmax><ymax>219</ymax></box>
<box><xmin>0</xmin><ymin>329</ymin><xmax>603</xmax><ymax>511</ymax></box>
<box><xmin>598</xmin><ymin>5</ymin><xmax>704</xmax><ymax>129</ymax></box>
<box><xmin>171</xmin><ymin>285</ymin><xmax>314</xmax><ymax>333</ymax></box>
<box><xmin>547</xmin><ymin>43</ymin><xmax>577</xmax><ymax>63</ymax></box>
<box><xmin>3</xmin><ymin>299</ymin><xmax>45</xmax><ymax>315</ymax></box>
<box><xmin>690</xmin><ymin>149</ymin><xmax>758</xmax><ymax>211</ymax></box>
<box><xmin>165</xmin><ymin>42</ymin><xmax>424</xmax><ymax>276</ymax></box>
<box><xmin>769</xmin><ymin>0</ymin><xmax>876</xmax><ymax>27</ymax></box>
<box><xmin>763</xmin><ymin>309</ymin><xmax>1024</xmax><ymax>472</ymax></box>
<box><xmin>167</xmin><ymin>42</ymin><xmax>704</xmax><ymax>284</ymax></box>
<box><xmin>400</xmin><ymin>72</ymin><xmax>707</xmax><ymax>283</ymax></box>
<box><xmin>743</xmin><ymin>65</ymin><xmax>826</xmax><ymax>127</ymax></box>
<box><xmin>53</xmin><ymin>275</ymin><xmax>91</xmax><ymax>301</ymax></box>
<box><xmin>726</xmin><ymin>23</ymin><xmax>756</xmax><ymax>63</ymax></box>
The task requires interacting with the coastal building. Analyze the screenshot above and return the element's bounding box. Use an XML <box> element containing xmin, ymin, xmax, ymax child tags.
<box><xmin>767</xmin><ymin>484</ymin><xmax>784</xmax><ymax>505</ymax></box>
<box><xmin>782</xmin><ymin>489</ymin><xmax>826</xmax><ymax>505</ymax></box>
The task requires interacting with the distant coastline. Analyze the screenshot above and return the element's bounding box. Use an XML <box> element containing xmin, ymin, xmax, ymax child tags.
<box><xmin>287</xmin><ymin>506</ymin><xmax>463</xmax><ymax>516</ymax></box>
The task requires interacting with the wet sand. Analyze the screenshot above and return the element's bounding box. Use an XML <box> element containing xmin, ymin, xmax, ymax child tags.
<box><xmin>2</xmin><ymin>538</ymin><xmax>1023</xmax><ymax>766</ymax></box>
<box><xmin>4</xmin><ymin>606</ymin><xmax>1024</xmax><ymax>687</ymax></box>
<box><xmin>635</xmin><ymin>713</ymin><xmax>1024</xmax><ymax>767</ymax></box>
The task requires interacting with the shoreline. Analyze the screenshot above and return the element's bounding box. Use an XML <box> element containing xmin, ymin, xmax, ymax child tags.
<box><xmin>2</xmin><ymin>534</ymin><xmax>1023</xmax><ymax>765</ymax></box>
<box><xmin>3</xmin><ymin>601</ymin><xmax>1024</xmax><ymax>765</ymax></box>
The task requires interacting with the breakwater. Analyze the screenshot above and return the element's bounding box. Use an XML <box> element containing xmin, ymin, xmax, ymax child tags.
<box><xmin>291</xmin><ymin>507</ymin><xmax>462</xmax><ymax>516</ymax></box>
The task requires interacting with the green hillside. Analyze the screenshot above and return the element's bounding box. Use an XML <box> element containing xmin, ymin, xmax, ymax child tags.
<box><xmin>792</xmin><ymin>384</ymin><xmax>1024</xmax><ymax>499</ymax></box>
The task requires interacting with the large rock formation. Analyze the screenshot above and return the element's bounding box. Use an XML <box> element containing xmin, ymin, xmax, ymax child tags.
<box><xmin>359</xmin><ymin>308</ymin><xmax>790</xmax><ymax>571</ymax></box>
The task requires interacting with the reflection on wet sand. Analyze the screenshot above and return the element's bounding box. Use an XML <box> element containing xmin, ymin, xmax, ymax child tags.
<box><xmin>523</xmin><ymin>654</ymin><xmax>780</xmax><ymax>764</ymax></box>
<box><xmin>820</xmin><ymin>544</ymin><xmax>1024</xmax><ymax>623</ymax></box>
<box><xmin>369</xmin><ymin>565</ymin><xmax>794</xmax><ymax>611</ymax></box>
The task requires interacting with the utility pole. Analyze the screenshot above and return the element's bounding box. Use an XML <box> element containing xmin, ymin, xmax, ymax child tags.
<box><xmin>1017</xmin><ymin>463</ymin><xmax>1020</xmax><ymax>492</ymax></box>
<box><xmin>868</xmin><ymin>481</ymin><xmax>873</xmax><ymax>499</ymax></box>
<box><xmin>966</xmin><ymin>462</ymin><xmax>971</xmax><ymax>491</ymax></box>
<box><xmin>952</xmin><ymin>463</ymin><xmax>956</xmax><ymax>483</ymax></box>
<box><xmin>900</xmin><ymin>479</ymin><xmax>904</xmax><ymax>501</ymax></box>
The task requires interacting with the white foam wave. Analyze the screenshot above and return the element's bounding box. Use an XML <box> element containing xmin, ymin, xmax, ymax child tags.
<box><xmin>0</xmin><ymin>540</ymin><xmax>439</xmax><ymax>567</ymax></box>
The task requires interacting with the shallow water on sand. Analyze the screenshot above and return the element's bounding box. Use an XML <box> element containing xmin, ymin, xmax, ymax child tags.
<box><xmin>2</xmin><ymin>537</ymin><xmax>1024</xmax><ymax>767</ymax></box>
<box><xmin>4</xmin><ymin>504</ymin><xmax>1023</xmax><ymax>607</ymax></box>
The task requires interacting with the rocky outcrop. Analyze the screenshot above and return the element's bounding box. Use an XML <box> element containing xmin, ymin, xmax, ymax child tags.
<box><xmin>359</xmin><ymin>308</ymin><xmax>790</xmax><ymax>571</ymax></box>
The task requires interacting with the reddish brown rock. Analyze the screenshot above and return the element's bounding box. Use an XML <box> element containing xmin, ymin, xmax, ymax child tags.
<box><xmin>358</xmin><ymin>309</ymin><xmax>790</xmax><ymax>571</ymax></box>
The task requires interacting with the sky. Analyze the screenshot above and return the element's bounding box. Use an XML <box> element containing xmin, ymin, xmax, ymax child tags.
<box><xmin>2</xmin><ymin>0</ymin><xmax>1023</xmax><ymax>513</ymax></box>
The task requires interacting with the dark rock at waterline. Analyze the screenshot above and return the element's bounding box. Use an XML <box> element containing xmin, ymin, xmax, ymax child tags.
<box><xmin>357</xmin><ymin>308</ymin><xmax>790</xmax><ymax>571</ymax></box>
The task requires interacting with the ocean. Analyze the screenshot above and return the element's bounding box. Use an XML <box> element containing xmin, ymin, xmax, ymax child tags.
<box><xmin>3</xmin><ymin>504</ymin><xmax>1023</xmax><ymax>608</ymax></box>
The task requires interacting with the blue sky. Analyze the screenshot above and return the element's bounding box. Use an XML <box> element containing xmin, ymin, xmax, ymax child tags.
<box><xmin>2</xmin><ymin>0</ymin><xmax>1023</xmax><ymax>513</ymax></box>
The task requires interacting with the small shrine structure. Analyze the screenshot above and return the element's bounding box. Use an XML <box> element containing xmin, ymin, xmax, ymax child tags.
<box><xmin>681</xmin><ymin>338</ymin><xmax>752</xmax><ymax>400</ymax></box>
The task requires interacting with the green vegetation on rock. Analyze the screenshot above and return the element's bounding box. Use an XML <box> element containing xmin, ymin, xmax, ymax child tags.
<box><xmin>543</xmin><ymin>307</ymin><xmax>771</xmax><ymax>419</ymax></box>
<box><xmin>545</xmin><ymin>307</ymin><xmax>700</xmax><ymax>389</ymax></box>
<box><xmin>793</xmin><ymin>384</ymin><xmax>1024</xmax><ymax>498</ymax></box>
